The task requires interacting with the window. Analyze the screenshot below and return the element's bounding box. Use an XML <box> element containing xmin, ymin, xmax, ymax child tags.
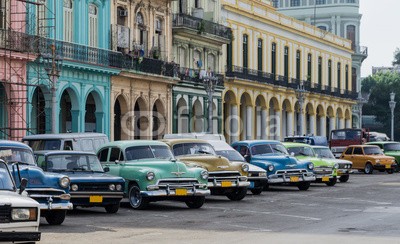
<box><xmin>117</xmin><ymin>6</ymin><xmax>127</xmax><ymax>26</ymax></box>
<box><xmin>195</xmin><ymin>0</ymin><xmax>201</xmax><ymax>8</ymax></box>
<box><xmin>353</xmin><ymin>147</ymin><xmax>363</xmax><ymax>155</ymax></box>
<box><xmin>318</xmin><ymin>57</ymin><xmax>322</xmax><ymax>87</ymax></box>
<box><xmin>63</xmin><ymin>140</ymin><xmax>73</xmax><ymax>150</ymax></box>
<box><xmin>0</xmin><ymin>0</ymin><xmax>6</xmax><ymax>29</ymax></box>
<box><xmin>243</xmin><ymin>34</ymin><xmax>248</xmax><ymax>68</ymax></box>
<box><xmin>98</xmin><ymin>148</ymin><xmax>109</xmax><ymax>162</ymax></box>
<box><xmin>337</xmin><ymin>62</ymin><xmax>341</xmax><ymax>90</ymax></box>
<box><xmin>345</xmin><ymin>65</ymin><xmax>349</xmax><ymax>90</ymax></box>
<box><xmin>154</xmin><ymin>18</ymin><xmax>163</xmax><ymax>55</ymax></box>
<box><xmin>257</xmin><ymin>39</ymin><xmax>263</xmax><ymax>71</ymax></box>
<box><xmin>63</xmin><ymin>0</ymin><xmax>73</xmax><ymax>42</ymax></box>
<box><xmin>272</xmin><ymin>0</ymin><xmax>279</xmax><ymax>8</ymax></box>
<box><xmin>88</xmin><ymin>4</ymin><xmax>98</xmax><ymax>47</ymax></box>
<box><xmin>110</xmin><ymin>148</ymin><xmax>123</xmax><ymax>162</ymax></box>
<box><xmin>136</xmin><ymin>12</ymin><xmax>147</xmax><ymax>50</ymax></box>
<box><xmin>37</xmin><ymin>0</ymin><xmax>47</xmax><ymax>36</ymax></box>
<box><xmin>307</xmin><ymin>54</ymin><xmax>312</xmax><ymax>82</ymax></box>
<box><xmin>316</xmin><ymin>0</ymin><xmax>326</xmax><ymax>4</ymax></box>
<box><xmin>290</xmin><ymin>0</ymin><xmax>300</xmax><ymax>7</ymax></box>
<box><xmin>271</xmin><ymin>43</ymin><xmax>276</xmax><ymax>78</ymax></box>
<box><xmin>346</xmin><ymin>25</ymin><xmax>356</xmax><ymax>51</ymax></box>
<box><xmin>347</xmin><ymin>0</ymin><xmax>356</xmax><ymax>3</ymax></box>
<box><xmin>207</xmin><ymin>54</ymin><xmax>215</xmax><ymax>72</ymax></box>
<box><xmin>137</xmin><ymin>12</ymin><xmax>144</xmax><ymax>25</ymax></box>
<box><xmin>344</xmin><ymin>147</ymin><xmax>353</xmax><ymax>155</ymax></box>
<box><xmin>227</xmin><ymin>43</ymin><xmax>232</xmax><ymax>71</ymax></box>
<box><xmin>328</xmin><ymin>60</ymin><xmax>332</xmax><ymax>88</ymax></box>
<box><xmin>296</xmin><ymin>50</ymin><xmax>301</xmax><ymax>80</ymax></box>
<box><xmin>284</xmin><ymin>46</ymin><xmax>289</xmax><ymax>79</ymax></box>
<box><xmin>318</xmin><ymin>26</ymin><xmax>327</xmax><ymax>31</ymax></box>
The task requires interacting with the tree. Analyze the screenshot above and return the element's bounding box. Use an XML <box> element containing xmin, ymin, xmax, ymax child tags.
<box><xmin>361</xmin><ymin>75</ymin><xmax>377</xmax><ymax>93</ymax></box>
<box><xmin>393</xmin><ymin>48</ymin><xmax>400</xmax><ymax>66</ymax></box>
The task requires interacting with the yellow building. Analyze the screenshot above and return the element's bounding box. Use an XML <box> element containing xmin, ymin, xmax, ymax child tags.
<box><xmin>221</xmin><ymin>0</ymin><xmax>356</xmax><ymax>143</ymax></box>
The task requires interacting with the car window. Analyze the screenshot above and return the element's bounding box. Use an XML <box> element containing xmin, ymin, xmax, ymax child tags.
<box><xmin>364</xmin><ymin>147</ymin><xmax>383</xmax><ymax>155</ymax></box>
<box><xmin>344</xmin><ymin>147</ymin><xmax>353</xmax><ymax>155</ymax></box>
<box><xmin>36</xmin><ymin>155</ymin><xmax>46</xmax><ymax>168</ymax></box>
<box><xmin>98</xmin><ymin>148</ymin><xmax>109</xmax><ymax>162</ymax></box>
<box><xmin>384</xmin><ymin>143</ymin><xmax>400</xmax><ymax>151</ymax></box>
<box><xmin>110</xmin><ymin>148</ymin><xmax>123</xmax><ymax>162</ymax></box>
<box><xmin>250</xmin><ymin>144</ymin><xmax>273</xmax><ymax>156</ymax></box>
<box><xmin>63</xmin><ymin>140</ymin><xmax>73</xmax><ymax>150</ymax></box>
<box><xmin>287</xmin><ymin>146</ymin><xmax>315</xmax><ymax>157</ymax></box>
<box><xmin>314</xmin><ymin>148</ymin><xmax>335</xmax><ymax>159</ymax></box>
<box><xmin>46</xmin><ymin>154</ymin><xmax>104</xmax><ymax>172</ymax></box>
<box><xmin>0</xmin><ymin>163</ymin><xmax>15</xmax><ymax>191</ymax></box>
<box><xmin>353</xmin><ymin>147</ymin><xmax>363</xmax><ymax>155</ymax></box>
<box><xmin>270</xmin><ymin>144</ymin><xmax>289</xmax><ymax>155</ymax></box>
<box><xmin>29</xmin><ymin>139</ymin><xmax>61</xmax><ymax>151</ymax></box>
<box><xmin>216</xmin><ymin>150</ymin><xmax>245</xmax><ymax>162</ymax></box>
<box><xmin>239</xmin><ymin>146</ymin><xmax>249</xmax><ymax>156</ymax></box>
<box><xmin>172</xmin><ymin>143</ymin><xmax>216</xmax><ymax>156</ymax></box>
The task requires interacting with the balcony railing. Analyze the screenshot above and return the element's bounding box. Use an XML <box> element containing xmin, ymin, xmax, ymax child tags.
<box><xmin>354</xmin><ymin>45</ymin><xmax>368</xmax><ymax>56</ymax></box>
<box><xmin>178</xmin><ymin>66</ymin><xmax>224</xmax><ymax>86</ymax></box>
<box><xmin>0</xmin><ymin>28</ymin><xmax>38</xmax><ymax>53</ymax></box>
<box><xmin>172</xmin><ymin>13</ymin><xmax>232</xmax><ymax>40</ymax></box>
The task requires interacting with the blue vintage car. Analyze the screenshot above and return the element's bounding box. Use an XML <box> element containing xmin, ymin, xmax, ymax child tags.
<box><xmin>34</xmin><ymin>151</ymin><xmax>125</xmax><ymax>213</ymax></box>
<box><xmin>0</xmin><ymin>140</ymin><xmax>72</xmax><ymax>225</ymax></box>
<box><xmin>231</xmin><ymin>140</ymin><xmax>316</xmax><ymax>191</ymax></box>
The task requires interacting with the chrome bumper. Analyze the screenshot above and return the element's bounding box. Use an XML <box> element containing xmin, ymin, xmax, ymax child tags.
<box><xmin>268</xmin><ymin>174</ymin><xmax>316</xmax><ymax>184</ymax></box>
<box><xmin>337</xmin><ymin>169</ymin><xmax>351</xmax><ymax>175</ymax></box>
<box><xmin>70</xmin><ymin>192</ymin><xmax>124</xmax><ymax>199</ymax></box>
<box><xmin>141</xmin><ymin>188</ymin><xmax>210</xmax><ymax>197</ymax></box>
<box><xmin>207</xmin><ymin>180</ymin><xmax>250</xmax><ymax>188</ymax></box>
<box><xmin>39</xmin><ymin>202</ymin><xmax>73</xmax><ymax>211</ymax></box>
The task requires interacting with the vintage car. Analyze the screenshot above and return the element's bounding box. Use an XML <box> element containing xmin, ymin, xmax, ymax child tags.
<box><xmin>311</xmin><ymin>146</ymin><xmax>353</xmax><ymax>183</ymax></box>
<box><xmin>0</xmin><ymin>160</ymin><xmax>41</xmax><ymax>242</ymax></box>
<box><xmin>340</xmin><ymin>145</ymin><xmax>396</xmax><ymax>174</ymax></box>
<box><xmin>162</xmin><ymin>139</ymin><xmax>250</xmax><ymax>201</ymax></box>
<box><xmin>34</xmin><ymin>151</ymin><xmax>125</xmax><ymax>213</ymax></box>
<box><xmin>97</xmin><ymin>140</ymin><xmax>210</xmax><ymax>209</ymax></box>
<box><xmin>366</xmin><ymin>141</ymin><xmax>400</xmax><ymax>171</ymax></box>
<box><xmin>283</xmin><ymin>142</ymin><xmax>339</xmax><ymax>186</ymax></box>
<box><xmin>231</xmin><ymin>140</ymin><xmax>315</xmax><ymax>191</ymax></box>
<box><xmin>207</xmin><ymin>140</ymin><xmax>267</xmax><ymax>195</ymax></box>
<box><xmin>0</xmin><ymin>140</ymin><xmax>72</xmax><ymax>225</ymax></box>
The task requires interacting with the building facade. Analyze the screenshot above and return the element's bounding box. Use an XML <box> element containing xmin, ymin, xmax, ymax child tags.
<box><xmin>221</xmin><ymin>0</ymin><xmax>356</xmax><ymax>143</ymax></box>
<box><xmin>276</xmin><ymin>0</ymin><xmax>368</xmax><ymax>128</ymax></box>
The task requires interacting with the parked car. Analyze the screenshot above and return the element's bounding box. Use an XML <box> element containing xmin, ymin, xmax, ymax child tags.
<box><xmin>366</xmin><ymin>141</ymin><xmax>400</xmax><ymax>171</ymax></box>
<box><xmin>231</xmin><ymin>140</ymin><xmax>315</xmax><ymax>191</ymax></box>
<box><xmin>207</xmin><ymin>140</ymin><xmax>267</xmax><ymax>195</ymax></box>
<box><xmin>0</xmin><ymin>160</ymin><xmax>41</xmax><ymax>242</ymax></box>
<box><xmin>163</xmin><ymin>139</ymin><xmax>250</xmax><ymax>201</ymax></box>
<box><xmin>97</xmin><ymin>140</ymin><xmax>210</xmax><ymax>209</ymax></box>
<box><xmin>0</xmin><ymin>140</ymin><xmax>72</xmax><ymax>225</ymax></box>
<box><xmin>34</xmin><ymin>151</ymin><xmax>125</xmax><ymax>213</ymax></box>
<box><xmin>23</xmin><ymin>133</ymin><xmax>109</xmax><ymax>153</ymax></box>
<box><xmin>283</xmin><ymin>142</ymin><xmax>339</xmax><ymax>186</ymax></box>
<box><xmin>340</xmin><ymin>145</ymin><xmax>396</xmax><ymax>174</ymax></box>
<box><xmin>163</xmin><ymin>133</ymin><xmax>226</xmax><ymax>141</ymax></box>
<box><xmin>284</xmin><ymin>136</ymin><xmax>328</xmax><ymax>146</ymax></box>
<box><xmin>311</xmin><ymin>146</ymin><xmax>353</xmax><ymax>182</ymax></box>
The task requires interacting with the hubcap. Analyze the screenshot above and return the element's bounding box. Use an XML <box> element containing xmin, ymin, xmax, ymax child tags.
<box><xmin>130</xmin><ymin>187</ymin><xmax>141</xmax><ymax>207</ymax></box>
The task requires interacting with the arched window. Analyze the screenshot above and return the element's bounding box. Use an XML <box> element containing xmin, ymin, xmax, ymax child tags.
<box><xmin>154</xmin><ymin>18</ymin><xmax>163</xmax><ymax>57</ymax></box>
<box><xmin>194</xmin><ymin>50</ymin><xmax>201</xmax><ymax>69</ymax></box>
<box><xmin>136</xmin><ymin>12</ymin><xmax>147</xmax><ymax>51</ymax></box>
<box><xmin>346</xmin><ymin>25</ymin><xmax>356</xmax><ymax>51</ymax></box>
<box><xmin>63</xmin><ymin>0</ymin><xmax>73</xmax><ymax>42</ymax></box>
<box><xmin>243</xmin><ymin>34</ymin><xmax>248</xmax><ymax>69</ymax></box>
<box><xmin>88</xmin><ymin>4</ymin><xmax>98</xmax><ymax>47</ymax></box>
<box><xmin>207</xmin><ymin>53</ymin><xmax>216</xmax><ymax>73</ymax></box>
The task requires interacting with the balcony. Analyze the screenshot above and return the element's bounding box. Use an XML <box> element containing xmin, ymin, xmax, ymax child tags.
<box><xmin>172</xmin><ymin>13</ymin><xmax>232</xmax><ymax>44</ymax></box>
<box><xmin>178</xmin><ymin>66</ymin><xmax>224</xmax><ymax>86</ymax></box>
<box><xmin>0</xmin><ymin>28</ymin><xmax>38</xmax><ymax>53</ymax></box>
<box><xmin>352</xmin><ymin>45</ymin><xmax>368</xmax><ymax>62</ymax></box>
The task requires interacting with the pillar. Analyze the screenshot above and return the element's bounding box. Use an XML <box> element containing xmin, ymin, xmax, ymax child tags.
<box><xmin>261</xmin><ymin>107</ymin><xmax>267</xmax><ymax>139</ymax></box>
<box><xmin>275</xmin><ymin>110</ymin><xmax>281</xmax><ymax>141</ymax></box>
<box><xmin>71</xmin><ymin>110</ymin><xmax>80</xmax><ymax>133</ymax></box>
<box><xmin>320</xmin><ymin>116</ymin><xmax>326</xmax><ymax>137</ymax></box>
<box><xmin>329</xmin><ymin>117</ymin><xmax>336</xmax><ymax>135</ymax></box>
<box><xmin>287</xmin><ymin>111</ymin><xmax>294</xmax><ymax>137</ymax></box>
<box><xmin>231</xmin><ymin>104</ymin><xmax>239</xmax><ymax>143</ymax></box>
<box><xmin>172</xmin><ymin>94</ymin><xmax>177</xmax><ymax>133</ymax></box>
<box><xmin>246</xmin><ymin>105</ymin><xmax>253</xmax><ymax>140</ymax></box>
<box><xmin>309</xmin><ymin>114</ymin><xmax>316</xmax><ymax>135</ymax></box>
<box><xmin>95</xmin><ymin>112</ymin><xmax>104</xmax><ymax>133</ymax></box>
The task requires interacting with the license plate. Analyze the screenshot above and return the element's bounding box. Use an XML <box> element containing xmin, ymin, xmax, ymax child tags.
<box><xmin>385</xmin><ymin>165</ymin><xmax>391</xmax><ymax>169</ymax></box>
<box><xmin>221</xmin><ymin>181</ymin><xmax>232</xmax><ymax>187</ymax></box>
<box><xmin>175</xmin><ymin>188</ymin><xmax>188</xmax><ymax>196</ymax></box>
<box><xmin>90</xmin><ymin>195</ymin><xmax>103</xmax><ymax>203</ymax></box>
<box><xmin>322</xmin><ymin>176</ymin><xmax>330</xmax><ymax>182</ymax></box>
<box><xmin>290</xmin><ymin>176</ymin><xmax>299</xmax><ymax>182</ymax></box>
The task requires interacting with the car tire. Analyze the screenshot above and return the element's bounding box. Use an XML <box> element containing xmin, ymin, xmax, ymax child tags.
<box><xmin>263</xmin><ymin>184</ymin><xmax>270</xmax><ymax>191</ymax></box>
<box><xmin>364</xmin><ymin>163</ymin><xmax>373</xmax><ymax>174</ymax></box>
<box><xmin>105</xmin><ymin>204</ymin><xmax>120</xmax><ymax>214</ymax></box>
<box><xmin>185</xmin><ymin>196</ymin><xmax>205</xmax><ymax>209</ymax></box>
<box><xmin>325</xmin><ymin>177</ymin><xmax>337</xmax><ymax>186</ymax></box>
<box><xmin>387</xmin><ymin>169</ymin><xmax>394</xmax><ymax>174</ymax></box>
<box><xmin>226</xmin><ymin>187</ymin><xmax>247</xmax><ymax>201</ymax></box>
<box><xmin>128</xmin><ymin>184</ymin><xmax>149</xmax><ymax>210</ymax></box>
<box><xmin>297</xmin><ymin>182</ymin><xmax>310</xmax><ymax>191</ymax></box>
<box><xmin>250</xmin><ymin>187</ymin><xmax>263</xmax><ymax>195</ymax></box>
<box><xmin>45</xmin><ymin>210</ymin><xmax>67</xmax><ymax>225</ymax></box>
<box><xmin>339</xmin><ymin>175</ymin><xmax>350</xmax><ymax>183</ymax></box>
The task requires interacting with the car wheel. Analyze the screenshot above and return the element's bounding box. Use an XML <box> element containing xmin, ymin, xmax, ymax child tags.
<box><xmin>364</xmin><ymin>163</ymin><xmax>373</xmax><ymax>174</ymax></box>
<box><xmin>185</xmin><ymin>196</ymin><xmax>205</xmax><ymax>209</ymax></box>
<box><xmin>128</xmin><ymin>184</ymin><xmax>149</xmax><ymax>210</ymax></box>
<box><xmin>298</xmin><ymin>182</ymin><xmax>310</xmax><ymax>191</ymax></box>
<box><xmin>250</xmin><ymin>187</ymin><xmax>263</xmax><ymax>195</ymax></box>
<box><xmin>387</xmin><ymin>169</ymin><xmax>394</xmax><ymax>174</ymax></box>
<box><xmin>226</xmin><ymin>187</ymin><xmax>247</xmax><ymax>201</ymax></box>
<box><xmin>339</xmin><ymin>175</ymin><xmax>350</xmax><ymax>183</ymax></box>
<box><xmin>45</xmin><ymin>210</ymin><xmax>67</xmax><ymax>225</ymax></box>
<box><xmin>263</xmin><ymin>184</ymin><xmax>270</xmax><ymax>191</ymax></box>
<box><xmin>325</xmin><ymin>177</ymin><xmax>337</xmax><ymax>186</ymax></box>
<box><xmin>105</xmin><ymin>204</ymin><xmax>120</xmax><ymax>214</ymax></box>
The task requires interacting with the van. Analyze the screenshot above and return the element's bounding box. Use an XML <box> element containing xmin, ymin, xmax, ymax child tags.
<box><xmin>22</xmin><ymin>133</ymin><xmax>109</xmax><ymax>153</ymax></box>
<box><xmin>163</xmin><ymin>133</ymin><xmax>226</xmax><ymax>141</ymax></box>
<box><xmin>284</xmin><ymin>136</ymin><xmax>328</xmax><ymax>147</ymax></box>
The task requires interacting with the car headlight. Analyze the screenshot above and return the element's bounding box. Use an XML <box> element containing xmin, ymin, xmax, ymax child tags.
<box><xmin>376</xmin><ymin>159</ymin><xmax>381</xmax><ymax>163</ymax></box>
<box><xmin>71</xmin><ymin>184</ymin><xmax>78</xmax><ymax>191</ymax></box>
<box><xmin>259</xmin><ymin>172</ymin><xmax>267</xmax><ymax>177</ymax></box>
<box><xmin>109</xmin><ymin>184</ymin><xmax>116</xmax><ymax>191</ymax></box>
<box><xmin>11</xmin><ymin>208</ymin><xmax>37</xmax><ymax>221</ymax></box>
<box><xmin>59</xmin><ymin>176</ymin><xmax>70</xmax><ymax>189</ymax></box>
<box><xmin>242</xmin><ymin>163</ymin><xmax>249</xmax><ymax>172</ymax></box>
<box><xmin>308</xmin><ymin>163</ymin><xmax>314</xmax><ymax>170</ymax></box>
<box><xmin>392</xmin><ymin>159</ymin><xmax>396</xmax><ymax>163</ymax></box>
<box><xmin>116</xmin><ymin>184</ymin><xmax>122</xmax><ymax>191</ymax></box>
<box><xmin>268</xmin><ymin>164</ymin><xmax>274</xmax><ymax>172</ymax></box>
<box><xmin>200</xmin><ymin>170</ymin><xmax>209</xmax><ymax>180</ymax></box>
<box><xmin>146</xmin><ymin>172</ymin><xmax>155</xmax><ymax>181</ymax></box>
<box><xmin>333</xmin><ymin>163</ymin><xmax>339</xmax><ymax>169</ymax></box>
<box><xmin>347</xmin><ymin>164</ymin><xmax>352</xmax><ymax>169</ymax></box>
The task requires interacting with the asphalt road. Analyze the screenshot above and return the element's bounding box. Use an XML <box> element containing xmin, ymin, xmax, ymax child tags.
<box><xmin>39</xmin><ymin>172</ymin><xmax>400</xmax><ymax>244</ymax></box>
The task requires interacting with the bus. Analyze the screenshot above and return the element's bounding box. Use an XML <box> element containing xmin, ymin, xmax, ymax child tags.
<box><xmin>329</xmin><ymin>129</ymin><xmax>370</xmax><ymax>158</ymax></box>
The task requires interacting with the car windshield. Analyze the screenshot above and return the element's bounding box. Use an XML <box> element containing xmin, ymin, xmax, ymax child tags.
<box><xmin>364</xmin><ymin>147</ymin><xmax>383</xmax><ymax>155</ymax></box>
<box><xmin>250</xmin><ymin>144</ymin><xmax>273</xmax><ymax>156</ymax></box>
<box><xmin>216</xmin><ymin>150</ymin><xmax>245</xmax><ymax>162</ymax></box>
<box><xmin>125</xmin><ymin>145</ymin><xmax>175</xmax><ymax>161</ymax></box>
<box><xmin>46</xmin><ymin>154</ymin><xmax>104</xmax><ymax>172</ymax></box>
<box><xmin>384</xmin><ymin>143</ymin><xmax>400</xmax><ymax>151</ymax></box>
<box><xmin>0</xmin><ymin>162</ymin><xmax>16</xmax><ymax>191</ymax></box>
<box><xmin>172</xmin><ymin>143</ymin><xmax>216</xmax><ymax>156</ymax></box>
<box><xmin>26</xmin><ymin>139</ymin><xmax>61</xmax><ymax>151</ymax></box>
<box><xmin>313</xmin><ymin>148</ymin><xmax>335</xmax><ymax>159</ymax></box>
<box><xmin>287</xmin><ymin>146</ymin><xmax>315</xmax><ymax>157</ymax></box>
<box><xmin>0</xmin><ymin>147</ymin><xmax>35</xmax><ymax>165</ymax></box>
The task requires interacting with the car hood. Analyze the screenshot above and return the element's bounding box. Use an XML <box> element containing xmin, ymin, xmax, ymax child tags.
<box><xmin>232</xmin><ymin>161</ymin><xmax>266</xmax><ymax>173</ymax></box>
<box><xmin>61</xmin><ymin>172</ymin><xmax>125</xmax><ymax>183</ymax></box>
<box><xmin>121</xmin><ymin>159</ymin><xmax>198</xmax><ymax>178</ymax></box>
<box><xmin>384</xmin><ymin>151</ymin><xmax>400</xmax><ymax>158</ymax></box>
<box><xmin>0</xmin><ymin>191</ymin><xmax>39</xmax><ymax>207</ymax></box>
<box><xmin>320</xmin><ymin>158</ymin><xmax>352</xmax><ymax>165</ymax></box>
<box><xmin>176</xmin><ymin>155</ymin><xmax>241</xmax><ymax>172</ymax></box>
<box><xmin>251</xmin><ymin>154</ymin><xmax>306</xmax><ymax>171</ymax></box>
<box><xmin>296</xmin><ymin>156</ymin><xmax>334</xmax><ymax>167</ymax></box>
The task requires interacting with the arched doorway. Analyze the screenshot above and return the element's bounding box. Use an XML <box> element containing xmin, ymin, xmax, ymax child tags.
<box><xmin>60</xmin><ymin>88</ymin><xmax>79</xmax><ymax>133</ymax></box>
<box><xmin>177</xmin><ymin>97</ymin><xmax>188</xmax><ymax>133</ymax></box>
<box><xmin>152</xmin><ymin>99</ymin><xmax>166</xmax><ymax>139</ymax></box>
<box><xmin>31</xmin><ymin>87</ymin><xmax>47</xmax><ymax>134</ymax></box>
<box><xmin>192</xmin><ymin>99</ymin><xmax>203</xmax><ymax>133</ymax></box>
<box><xmin>84</xmin><ymin>91</ymin><xmax>104</xmax><ymax>133</ymax></box>
<box><xmin>336</xmin><ymin>107</ymin><xmax>344</xmax><ymax>129</ymax></box>
<box><xmin>113</xmin><ymin>95</ymin><xmax>129</xmax><ymax>141</ymax></box>
<box><xmin>306</xmin><ymin>103</ymin><xmax>315</xmax><ymax>135</ymax></box>
<box><xmin>240</xmin><ymin>92</ymin><xmax>252</xmax><ymax>140</ymax></box>
<box><xmin>327</xmin><ymin>106</ymin><xmax>335</xmax><ymax>134</ymax></box>
<box><xmin>0</xmin><ymin>84</ymin><xmax>7</xmax><ymax>139</ymax></box>
<box><xmin>223</xmin><ymin>91</ymin><xmax>238</xmax><ymax>143</ymax></box>
<box><xmin>134</xmin><ymin>97</ymin><xmax>148</xmax><ymax>139</ymax></box>
<box><xmin>282</xmin><ymin>99</ymin><xmax>293</xmax><ymax>138</ymax></box>
<box><xmin>269</xmin><ymin>97</ymin><xmax>280</xmax><ymax>140</ymax></box>
<box><xmin>255</xmin><ymin>95</ymin><xmax>267</xmax><ymax>139</ymax></box>
<box><xmin>316</xmin><ymin>105</ymin><xmax>325</xmax><ymax>136</ymax></box>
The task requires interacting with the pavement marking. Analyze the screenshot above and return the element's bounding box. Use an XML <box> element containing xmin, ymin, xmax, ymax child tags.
<box><xmin>378</xmin><ymin>182</ymin><xmax>400</xmax><ymax>186</ymax></box>
<box><xmin>364</xmin><ymin>207</ymin><xmax>400</xmax><ymax>213</ymax></box>
<box><xmin>313</xmin><ymin>196</ymin><xmax>392</xmax><ymax>205</ymax></box>
<box><xmin>224</xmin><ymin>223</ymin><xmax>272</xmax><ymax>232</ymax></box>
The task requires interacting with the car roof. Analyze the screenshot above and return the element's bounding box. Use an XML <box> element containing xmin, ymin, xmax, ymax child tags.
<box><xmin>22</xmin><ymin>133</ymin><xmax>107</xmax><ymax>140</ymax></box>
<box><xmin>366</xmin><ymin>141</ymin><xmax>399</xmax><ymax>145</ymax></box>
<box><xmin>311</xmin><ymin>145</ymin><xmax>329</xmax><ymax>149</ymax></box>
<box><xmin>34</xmin><ymin>150</ymin><xmax>96</xmax><ymax>156</ymax></box>
<box><xmin>206</xmin><ymin>140</ymin><xmax>234</xmax><ymax>150</ymax></box>
<box><xmin>0</xmin><ymin>140</ymin><xmax>32</xmax><ymax>150</ymax></box>
<box><xmin>161</xmin><ymin>138</ymin><xmax>209</xmax><ymax>145</ymax></box>
<box><xmin>348</xmin><ymin>145</ymin><xmax>379</xmax><ymax>148</ymax></box>
<box><xmin>231</xmin><ymin>140</ymin><xmax>281</xmax><ymax>145</ymax></box>
<box><xmin>99</xmin><ymin>140</ymin><xmax>168</xmax><ymax>150</ymax></box>
<box><xmin>282</xmin><ymin>142</ymin><xmax>311</xmax><ymax>147</ymax></box>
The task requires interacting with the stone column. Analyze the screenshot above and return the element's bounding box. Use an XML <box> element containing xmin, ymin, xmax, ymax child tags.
<box><xmin>345</xmin><ymin>118</ymin><xmax>351</xmax><ymax>128</ymax></box>
<box><xmin>329</xmin><ymin>117</ymin><xmax>336</xmax><ymax>134</ymax></box>
<box><xmin>71</xmin><ymin>110</ymin><xmax>80</xmax><ymax>133</ymax></box>
<box><xmin>287</xmin><ymin>111</ymin><xmax>294</xmax><ymax>137</ymax></box>
<box><xmin>261</xmin><ymin>107</ymin><xmax>267</xmax><ymax>139</ymax></box>
<box><xmin>95</xmin><ymin>112</ymin><xmax>104</xmax><ymax>133</ymax></box>
<box><xmin>246</xmin><ymin>105</ymin><xmax>253</xmax><ymax>140</ymax></box>
<box><xmin>320</xmin><ymin>116</ymin><xmax>327</xmax><ymax>137</ymax></box>
<box><xmin>275</xmin><ymin>110</ymin><xmax>281</xmax><ymax>141</ymax></box>
<box><xmin>188</xmin><ymin>95</ymin><xmax>192</xmax><ymax>132</ymax></box>
<box><xmin>256</xmin><ymin>106</ymin><xmax>261</xmax><ymax>139</ymax></box>
<box><xmin>172</xmin><ymin>93</ymin><xmax>177</xmax><ymax>133</ymax></box>
<box><xmin>217</xmin><ymin>99</ymin><xmax>222</xmax><ymax>134</ymax></box>
<box><xmin>231</xmin><ymin>104</ymin><xmax>239</xmax><ymax>143</ymax></box>
<box><xmin>309</xmin><ymin>114</ymin><xmax>316</xmax><ymax>135</ymax></box>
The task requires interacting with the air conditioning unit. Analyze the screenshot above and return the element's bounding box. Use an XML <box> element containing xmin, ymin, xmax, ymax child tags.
<box><xmin>118</xmin><ymin>9</ymin><xmax>128</xmax><ymax>17</ymax></box>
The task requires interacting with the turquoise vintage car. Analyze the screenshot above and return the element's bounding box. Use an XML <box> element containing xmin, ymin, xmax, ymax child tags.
<box><xmin>283</xmin><ymin>142</ymin><xmax>339</xmax><ymax>186</ymax></box>
<box><xmin>97</xmin><ymin>140</ymin><xmax>210</xmax><ymax>209</ymax></box>
<box><xmin>366</xmin><ymin>141</ymin><xmax>400</xmax><ymax>171</ymax></box>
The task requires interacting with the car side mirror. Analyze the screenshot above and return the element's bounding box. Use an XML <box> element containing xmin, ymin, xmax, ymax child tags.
<box><xmin>290</xmin><ymin>152</ymin><xmax>295</xmax><ymax>157</ymax></box>
<box><xmin>244</xmin><ymin>155</ymin><xmax>251</xmax><ymax>162</ymax></box>
<box><xmin>19</xmin><ymin>178</ymin><xmax>28</xmax><ymax>195</ymax></box>
<box><xmin>114</xmin><ymin>160</ymin><xmax>119</xmax><ymax>164</ymax></box>
<box><xmin>103</xmin><ymin>167</ymin><xmax>110</xmax><ymax>172</ymax></box>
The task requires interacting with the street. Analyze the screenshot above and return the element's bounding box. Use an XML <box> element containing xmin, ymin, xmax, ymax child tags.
<box><xmin>39</xmin><ymin>172</ymin><xmax>400</xmax><ymax>244</ymax></box>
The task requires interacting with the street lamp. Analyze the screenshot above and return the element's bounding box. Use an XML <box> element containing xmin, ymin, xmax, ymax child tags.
<box><xmin>296</xmin><ymin>81</ymin><xmax>306</xmax><ymax>136</ymax></box>
<box><xmin>200</xmin><ymin>70</ymin><xmax>219</xmax><ymax>133</ymax></box>
<box><xmin>389</xmin><ymin>92</ymin><xmax>396</xmax><ymax>141</ymax></box>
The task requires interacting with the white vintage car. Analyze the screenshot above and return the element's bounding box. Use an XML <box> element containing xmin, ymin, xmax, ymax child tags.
<box><xmin>0</xmin><ymin>160</ymin><xmax>41</xmax><ymax>242</ymax></box>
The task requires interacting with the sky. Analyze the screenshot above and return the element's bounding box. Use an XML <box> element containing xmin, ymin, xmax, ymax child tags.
<box><xmin>360</xmin><ymin>1</ymin><xmax>400</xmax><ymax>77</ymax></box>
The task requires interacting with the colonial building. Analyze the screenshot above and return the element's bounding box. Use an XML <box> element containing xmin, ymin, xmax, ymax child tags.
<box><xmin>221</xmin><ymin>0</ymin><xmax>356</xmax><ymax>143</ymax></box>
<box><xmin>170</xmin><ymin>0</ymin><xmax>231</xmax><ymax>134</ymax></box>
<box><xmin>109</xmin><ymin>0</ymin><xmax>177</xmax><ymax>141</ymax></box>
<box><xmin>276</xmin><ymin>0</ymin><xmax>368</xmax><ymax>128</ymax></box>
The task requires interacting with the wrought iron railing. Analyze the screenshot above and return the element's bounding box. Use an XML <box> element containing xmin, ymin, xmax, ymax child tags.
<box><xmin>178</xmin><ymin>67</ymin><xmax>224</xmax><ymax>86</ymax></box>
<box><xmin>354</xmin><ymin>45</ymin><xmax>368</xmax><ymax>56</ymax></box>
<box><xmin>0</xmin><ymin>28</ymin><xmax>38</xmax><ymax>53</ymax></box>
<box><xmin>172</xmin><ymin>13</ymin><xmax>232</xmax><ymax>40</ymax></box>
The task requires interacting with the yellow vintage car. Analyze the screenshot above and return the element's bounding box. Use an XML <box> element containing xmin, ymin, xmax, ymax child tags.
<box><xmin>340</xmin><ymin>145</ymin><xmax>396</xmax><ymax>174</ymax></box>
<box><xmin>163</xmin><ymin>139</ymin><xmax>250</xmax><ymax>201</ymax></box>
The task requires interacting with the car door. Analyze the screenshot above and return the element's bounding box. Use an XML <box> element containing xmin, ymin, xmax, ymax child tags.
<box><xmin>352</xmin><ymin>147</ymin><xmax>365</xmax><ymax>169</ymax></box>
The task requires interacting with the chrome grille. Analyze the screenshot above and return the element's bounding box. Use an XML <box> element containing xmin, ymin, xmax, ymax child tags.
<box><xmin>208</xmin><ymin>171</ymin><xmax>241</xmax><ymax>178</ymax></box>
<box><xmin>77</xmin><ymin>183</ymin><xmax>111</xmax><ymax>192</ymax></box>
<box><xmin>275</xmin><ymin>169</ymin><xmax>308</xmax><ymax>175</ymax></box>
<box><xmin>0</xmin><ymin>205</ymin><xmax>11</xmax><ymax>223</ymax></box>
<box><xmin>157</xmin><ymin>178</ymin><xmax>200</xmax><ymax>189</ymax></box>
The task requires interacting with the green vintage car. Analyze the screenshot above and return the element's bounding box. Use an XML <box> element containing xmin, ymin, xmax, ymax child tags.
<box><xmin>97</xmin><ymin>140</ymin><xmax>210</xmax><ymax>209</ymax></box>
<box><xmin>283</xmin><ymin>142</ymin><xmax>338</xmax><ymax>186</ymax></box>
<box><xmin>366</xmin><ymin>141</ymin><xmax>400</xmax><ymax>171</ymax></box>
<box><xmin>163</xmin><ymin>139</ymin><xmax>250</xmax><ymax>201</ymax></box>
